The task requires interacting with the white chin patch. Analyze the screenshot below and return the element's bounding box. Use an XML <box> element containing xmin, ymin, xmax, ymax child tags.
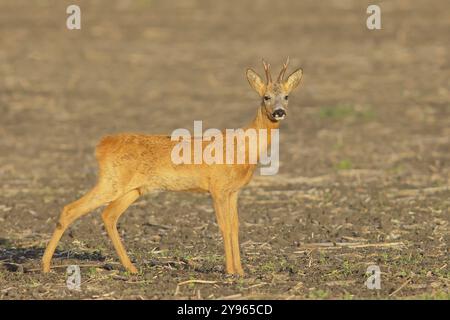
<box><xmin>274</xmin><ymin>115</ymin><xmax>286</xmax><ymax>121</ymax></box>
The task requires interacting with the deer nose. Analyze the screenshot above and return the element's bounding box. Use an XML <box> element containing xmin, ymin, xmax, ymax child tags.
<box><xmin>272</xmin><ymin>108</ymin><xmax>286</xmax><ymax>119</ymax></box>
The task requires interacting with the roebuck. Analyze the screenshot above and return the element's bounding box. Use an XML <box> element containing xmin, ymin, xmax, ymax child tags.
<box><xmin>42</xmin><ymin>59</ymin><xmax>303</xmax><ymax>275</ymax></box>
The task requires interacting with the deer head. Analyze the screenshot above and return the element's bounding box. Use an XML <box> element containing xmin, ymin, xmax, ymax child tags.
<box><xmin>246</xmin><ymin>58</ymin><xmax>303</xmax><ymax>121</ymax></box>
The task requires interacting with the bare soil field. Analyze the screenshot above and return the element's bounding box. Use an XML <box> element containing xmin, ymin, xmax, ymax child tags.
<box><xmin>0</xmin><ymin>0</ymin><xmax>449</xmax><ymax>299</ymax></box>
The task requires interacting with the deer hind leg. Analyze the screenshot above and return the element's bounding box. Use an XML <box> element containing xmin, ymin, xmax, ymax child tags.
<box><xmin>42</xmin><ymin>183</ymin><xmax>117</xmax><ymax>273</ymax></box>
<box><xmin>228</xmin><ymin>192</ymin><xmax>244</xmax><ymax>275</ymax></box>
<box><xmin>101</xmin><ymin>189</ymin><xmax>140</xmax><ymax>273</ymax></box>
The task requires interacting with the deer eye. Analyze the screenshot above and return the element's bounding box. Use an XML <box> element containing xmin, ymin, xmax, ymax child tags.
<box><xmin>264</xmin><ymin>96</ymin><xmax>271</xmax><ymax>101</ymax></box>
<box><xmin>284</xmin><ymin>96</ymin><xmax>289</xmax><ymax>100</ymax></box>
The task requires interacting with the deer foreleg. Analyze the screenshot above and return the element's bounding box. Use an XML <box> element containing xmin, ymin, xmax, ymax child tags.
<box><xmin>228</xmin><ymin>191</ymin><xmax>244</xmax><ymax>275</ymax></box>
<box><xmin>212</xmin><ymin>191</ymin><xmax>235</xmax><ymax>274</ymax></box>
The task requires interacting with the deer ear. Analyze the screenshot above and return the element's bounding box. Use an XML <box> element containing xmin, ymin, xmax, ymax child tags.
<box><xmin>284</xmin><ymin>68</ymin><xmax>303</xmax><ymax>93</ymax></box>
<box><xmin>246</xmin><ymin>69</ymin><xmax>266</xmax><ymax>96</ymax></box>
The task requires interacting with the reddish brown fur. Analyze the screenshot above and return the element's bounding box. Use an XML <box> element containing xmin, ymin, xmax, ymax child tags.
<box><xmin>42</xmin><ymin>60</ymin><xmax>303</xmax><ymax>275</ymax></box>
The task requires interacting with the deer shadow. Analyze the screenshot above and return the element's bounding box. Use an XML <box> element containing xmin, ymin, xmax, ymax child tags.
<box><xmin>0</xmin><ymin>238</ymin><xmax>106</xmax><ymax>272</ymax></box>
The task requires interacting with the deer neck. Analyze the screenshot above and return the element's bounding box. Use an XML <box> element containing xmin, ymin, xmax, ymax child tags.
<box><xmin>245</xmin><ymin>104</ymin><xmax>280</xmax><ymax>139</ymax></box>
<box><xmin>242</xmin><ymin>104</ymin><xmax>280</xmax><ymax>161</ymax></box>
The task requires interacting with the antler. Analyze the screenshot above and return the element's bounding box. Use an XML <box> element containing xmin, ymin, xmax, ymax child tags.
<box><xmin>277</xmin><ymin>56</ymin><xmax>290</xmax><ymax>82</ymax></box>
<box><xmin>262</xmin><ymin>59</ymin><xmax>272</xmax><ymax>84</ymax></box>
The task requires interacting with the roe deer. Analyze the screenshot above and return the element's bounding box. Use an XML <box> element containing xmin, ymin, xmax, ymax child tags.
<box><xmin>42</xmin><ymin>59</ymin><xmax>303</xmax><ymax>275</ymax></box>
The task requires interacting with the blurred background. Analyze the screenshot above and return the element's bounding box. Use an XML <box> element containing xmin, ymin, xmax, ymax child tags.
<box><xmin>0</xmin><ymin>0</ymin><xmax>448</xmax><ymax>299</ymax></box>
